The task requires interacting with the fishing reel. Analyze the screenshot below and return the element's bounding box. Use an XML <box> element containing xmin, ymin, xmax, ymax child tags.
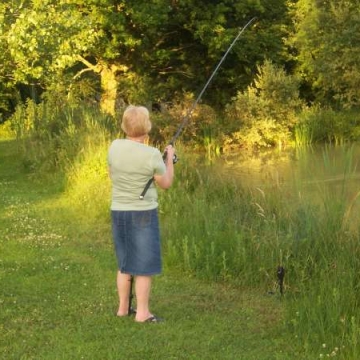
<box><xmin>163</xmin><ymin>151</ymin><xmax>178</xmax><ymax>164</ymax></box>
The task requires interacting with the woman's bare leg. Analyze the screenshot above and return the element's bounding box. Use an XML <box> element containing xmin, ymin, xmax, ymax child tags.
<box><xmin>116</xmin><ymin>270</ymin><xmax>132</xmax><ymax>316</ymax></box>
<box><xmin>134</xmin><ymin>275</ymin><xmax>152</xmax><ymax>322</ymax></box>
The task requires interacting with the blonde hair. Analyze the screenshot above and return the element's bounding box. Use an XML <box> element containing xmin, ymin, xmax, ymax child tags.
<box><xmin>121</xmin><ymin>105</ymin><xmax>152</xmax><ymax>137</ymax></box>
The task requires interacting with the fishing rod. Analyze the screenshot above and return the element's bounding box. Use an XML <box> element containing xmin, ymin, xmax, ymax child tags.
<box><xmin>139</xmin><ymin>16</ymin><xmax>257</xmax><ymax>200</ymax></box>
<box><xmin>128</xmin><ymin>18</ymin><xmax>258</xmax><ymax>316</ymax></box>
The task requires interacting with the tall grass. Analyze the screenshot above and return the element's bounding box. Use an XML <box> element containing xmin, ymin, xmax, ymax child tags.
<box><xmin>159</xmin><ymin>147</ymin><xmax>360</xmax><ymax>358</ymax></box>
<box><xmin>9</xmin><ymin>99</ymin><xmax>116</xmax><ymax>174</ymax></box>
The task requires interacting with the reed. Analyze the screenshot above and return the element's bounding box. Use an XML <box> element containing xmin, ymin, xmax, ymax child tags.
<box><xmin>295</xmin><ymin>107</ymin><xmax>360</xmax><ymax>146</ymax></box>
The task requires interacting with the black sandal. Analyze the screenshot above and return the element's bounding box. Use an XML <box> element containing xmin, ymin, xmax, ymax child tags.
<box><xmin>144</xmin><ymin>315</ymin><xmax>164</xmax><ymax>323</ymax></box>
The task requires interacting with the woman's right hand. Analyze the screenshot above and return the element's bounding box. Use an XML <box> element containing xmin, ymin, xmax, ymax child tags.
<box><xmin>155</xmin><ymin>145</ymin><xmax>175</xmax><ymax>189</ymax></box>
<box><xmin>164</xmin><ymin>145</ymin><xmax>175</xmax><ymax>164</ymax></box>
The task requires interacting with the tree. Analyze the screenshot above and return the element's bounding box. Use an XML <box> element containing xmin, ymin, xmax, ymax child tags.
<box><xmin>152</xmin><ymin>0</ymin><xmax>292</xmax><ymax>109</ymax></box>
<box><xmin>289</xmin><ymin>0</ymin><xmax>360</xmax><ymax>108</ymax></box>
<box><xmin>0</xmin><ymin>2</ymin><xmax>22</xmax><ymax>120</ymax></box>
<box><xmin>5</xmin><ymin>0</ymin><xmax>118</xmax><ymax>114</ymax></box>
<box><xmin>2</xmin><ymin>0</ymin><xmax>291</xmax><ymax>116</ymax></box>
<box><xmin>225</xmin><ymin>60</ymin><xmax>303</xmax><ymax>148</ymax></box>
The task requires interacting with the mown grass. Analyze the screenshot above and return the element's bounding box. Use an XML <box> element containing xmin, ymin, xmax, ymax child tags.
<box><xmin>0</xmin><ymin>138</ymin><xmax>299</xmax><ymax>360</ymax></box>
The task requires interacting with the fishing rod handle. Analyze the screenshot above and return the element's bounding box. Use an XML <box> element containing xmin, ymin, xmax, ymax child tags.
<box><xmin>139</xmin><ymin>178</ymin><xmax>154</xmax><ymax>200</ymax></box>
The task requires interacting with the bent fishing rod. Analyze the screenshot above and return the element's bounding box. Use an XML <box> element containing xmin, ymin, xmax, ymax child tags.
<box><xmin>139</xmin><ymin>16</ymin><xmax>257</xmax><ymax>200</ymax></box>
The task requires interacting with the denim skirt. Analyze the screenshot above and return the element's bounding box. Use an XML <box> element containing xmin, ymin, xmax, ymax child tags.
<box><xmin>111</xmin><ymin>209</ymin><xmax>162</xmax><ymax>276</ymax></box>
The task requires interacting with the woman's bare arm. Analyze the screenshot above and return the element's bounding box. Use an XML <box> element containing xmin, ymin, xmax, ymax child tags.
<box><xmin>154</xmin><ymin>145</ymin><xmax>175</xmax><ymax>189</ymax></box>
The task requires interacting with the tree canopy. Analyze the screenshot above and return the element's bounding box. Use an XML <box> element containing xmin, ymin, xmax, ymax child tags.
<box><xmin>0</xmin><ymin>0</ymin><xmax>359</xmax><ymax>120</ymax></box>
<box><xmin>289</xmin><ymin>0</ymin><xmax>360</xmax><ymax>108</ymax></box>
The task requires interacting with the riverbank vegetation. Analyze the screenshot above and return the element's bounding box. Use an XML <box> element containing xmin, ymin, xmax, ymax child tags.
<box><xmin>2</xmin><ymin>111</ymin><xmax>360</xmax><ymax>358</ymax></box>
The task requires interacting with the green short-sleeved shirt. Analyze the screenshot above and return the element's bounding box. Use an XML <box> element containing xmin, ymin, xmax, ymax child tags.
<box><xmin>108</xmin><ymin>139</ymin><xmax>166</xmax><ymax>211</ymax></box>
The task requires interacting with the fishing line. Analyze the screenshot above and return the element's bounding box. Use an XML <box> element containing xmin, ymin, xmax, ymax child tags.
<box><xmin>139</xmin><ymin>16</ymin><xmax>257</xmax><ymax>200</ymax></box>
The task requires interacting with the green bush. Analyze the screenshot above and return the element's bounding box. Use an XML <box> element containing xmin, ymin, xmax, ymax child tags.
<box><xmin>224</xmin><ymin>60</ymin><xmax>304</xmax><ymax>150</ymax></box>
<box><xmin>150</xmin><ymin>92</ymin><xmax>220</xmax><ymax>148</ymax></box>
<box><xmin>0</xmin><ymin>120</ymin><xmax>15</xmax><ymax>139</ymax></box>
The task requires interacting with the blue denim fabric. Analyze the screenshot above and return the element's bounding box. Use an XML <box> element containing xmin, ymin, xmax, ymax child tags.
<box><xmin>111</xmin><ymin>209</ymin><xmax>162</xmax><ymax>275</ymax></box>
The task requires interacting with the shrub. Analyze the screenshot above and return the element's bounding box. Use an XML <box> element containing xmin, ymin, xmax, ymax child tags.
<box><xmin>0</xmin><ymin>120</ymin><xmax>16</xmax><ymax>139</ymax></box>
<box><xmin>224</xmin><ymin>60</ymin><xmax>304</xmax><ymax>150</ymax></box>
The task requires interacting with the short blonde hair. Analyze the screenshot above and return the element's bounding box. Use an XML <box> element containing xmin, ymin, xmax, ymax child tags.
<box><xmin>121</xmin><ymin>105</ymin><xmax>152</xmax><ymax>137</ymax></box>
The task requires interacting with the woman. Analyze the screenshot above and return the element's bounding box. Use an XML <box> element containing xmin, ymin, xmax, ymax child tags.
<box><xmin>108</xmin><ymin>105</ymin><xmax>175</xmax><ymax>323</ymax></box>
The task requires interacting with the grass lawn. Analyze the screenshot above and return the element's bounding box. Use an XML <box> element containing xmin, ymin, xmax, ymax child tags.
<box><xmin>0</xmin><ymin>139</ymin><xmax>300</xmax><ymax>360</ymax></box>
